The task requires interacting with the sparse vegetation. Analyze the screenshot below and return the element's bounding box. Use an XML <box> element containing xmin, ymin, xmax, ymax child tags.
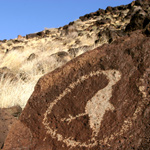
<box><xmin>0</xmin><ymin>4</ymin><xmax>132</xmax><ymax>109</ymax></box>
<box><xmin>6</xmin><ymin>40</ymin><xmax>13</xmax><ymax>46</ymax></box>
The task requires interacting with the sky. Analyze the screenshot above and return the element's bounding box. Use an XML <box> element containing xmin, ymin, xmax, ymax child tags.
<box><xmin>0</xmin><ymin>0</ymin><xmax>133</xmax><ymax>40</ymax></box>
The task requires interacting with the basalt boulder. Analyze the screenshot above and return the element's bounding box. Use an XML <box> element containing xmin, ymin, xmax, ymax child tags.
<box><xmin>3</xmin><ymin>30</ymin><xmax>150</xmax><ymax>150</ymax></box>
<box><xmin>26</xmin><ymin>31</ymin><xmax>45</xmax><ymax>39</ymax></box>
<box><xmin>125</xmin><ymin>10</ymin><xmax>150</xmax><ymax>32</ymax></box>
<box><xmin>0</xmin><ymin>106</ymin><xmax>22</xmax><ymax>149</ymax></box>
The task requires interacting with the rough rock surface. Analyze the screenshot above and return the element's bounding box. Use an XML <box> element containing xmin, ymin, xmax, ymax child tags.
<box><xmin>0</xmin><ymin>106</ymin><xmax>22</xmax><ymax>149</ymax></box>
<box><xmin>3</xmin><ymin>30</ymin><xmax>150</xmax><ymax>149</ymax></box>
<box><xmin>2</xmin><ymin>0</ymin><xmax>150</xmax><ymax>149</ymax></box>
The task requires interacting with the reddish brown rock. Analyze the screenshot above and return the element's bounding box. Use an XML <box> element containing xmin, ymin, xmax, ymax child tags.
<box><xmin>125</xmin><ymin>10</ymin><xmax>149</xmax><ymax>32</ymax></box>
<box><xmin>17</xmin><ymin>35</ymin><xmax>23</xmax><ymax>40</ymax></box>
<box><xmin>3</xmin><ymin>30</ymin><xmax>150</xmax><ymax>150</ymax></box>
<box><xmin>0</xmin><ymin>106</ymin><xmax>22</xmax><ymax>149</ymax></box>
<box><xmin>3</xmin><ymin>120</ymin><xmax>35</xmax><ymax>150</ymax></box>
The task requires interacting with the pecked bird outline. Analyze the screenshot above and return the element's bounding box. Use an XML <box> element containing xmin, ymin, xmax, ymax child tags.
<box><xmin>61</xmin><ymin>70</ymin><xmax>121</xmax><ymax>137</ymax></box>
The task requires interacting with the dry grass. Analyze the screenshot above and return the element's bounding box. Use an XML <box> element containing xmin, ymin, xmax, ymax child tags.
<box><xmin>0</xmin><ymin>49</ymin><xmax>34</xmax><ymax>71</ymax></box>
<box><xmin>0</xmin><ymin>34</ymin><xmax>96</xmax><ymax>109</ymax></box>
<box><xmin>0</xmin><ymin>32</ymin><xmax>96</xmax><ymax>109</ymax></box>
<box><xmin>0</xmin><ymin>76</ymin><xmax>39</xmax><ymax>108</ymax></box>
<box><xmin>0</xmin><ymin>18</ymin><xmax>100</xmax><ymax>109</ymax></box>
<box><xmin>0</xmin><ymin>45</ymin><xmax>68</xmax><ymax>108</ymax></box>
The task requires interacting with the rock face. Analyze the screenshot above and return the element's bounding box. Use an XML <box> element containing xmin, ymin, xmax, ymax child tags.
<box><xmin>26</xmin><ymin>31</ymin><xmax>45</xmax><ymax>39</ymax></box>
<box><xmin>2</xmin><ymin>0</ymin><xmax>150</xmax><ymax>149</ymax></box>
<box><xmin>0</xmin><ymin>106</ymin><xmax>22</xmax><ymax>149</ymax></box>
<box><xmin>3</xmin><ymin>30</ymin><xmax>150</xmax><ymax>149</ymax></box>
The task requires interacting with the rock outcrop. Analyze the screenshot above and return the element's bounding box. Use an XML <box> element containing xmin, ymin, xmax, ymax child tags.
<box><xmin>3</xmin><ymin>29</ymin><xmax>150</xmax><ymax>149</ymax></box>
<box><xmin>26</xmin><ymin>31</ymin><xmax>45</xmax><ymax>39</ymax></box>
<box><xmin>1</xmin><ymin>0</ymin><xmax>150</xmax><ymax>149</ymax></box>
<box><xmin>0</xmin><ymin>106</ymin><xmax>22</xmax><ymax>149</ymax></box>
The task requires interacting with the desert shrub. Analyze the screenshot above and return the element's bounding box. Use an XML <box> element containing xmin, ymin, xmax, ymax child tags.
<box><xmin>68</xmin><ymin>25</ymin><xmax>76</xmax><ymax>32</ymax></box>
<box><xmin>0</xmin><ymin>51</ymin><xmax>67</xmax><ymax>108</ymax></box>
<box><xmin>0</xmin><ymin>49</ymin><xmax>34</xmax><ymax>71</ymax></box>
<box><xmin>67</xmin><ymin>31</ymin><xmax>78</xmax><ymax>38</ymax></box>
<box><xmin>0</xmin><ymin>74</ymin><xmax>39</xmax><ymax>108</ymax></box>
<box><xmin>67</xmin><ymin>25</ymin><xmax>78</xmax><ymax>38</ymax></box>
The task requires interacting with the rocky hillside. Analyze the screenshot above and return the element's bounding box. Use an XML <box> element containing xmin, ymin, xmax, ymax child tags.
<box><xmin>0</xmin><ymin>0</ymin><xmax>149</xmax><ymax>109</ymax></box>
<box><xmin>0</xmin><ymin>0</ymin><xmax>150</xmax><ymax>149</ymax></box>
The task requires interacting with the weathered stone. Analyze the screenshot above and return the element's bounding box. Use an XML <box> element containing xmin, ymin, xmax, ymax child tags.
<box><xmin>0</xmin><ymin>106</ymin><xmax>22</xmax><ymax>149</ymax></box>
<box><xmin>45</xmin><ymin>30</ymin><xmax>51</xmax><ymax>35</ymax></box>
<box><xmin>26</xmin><ymin>31</ymin><xmax>45</xmax><ymax>39</ymax></box>
<box><xmin>79</xmin><ymin>13</ymin><xmax>94</xmax><ymax>21</ymax></box>
<box><xmin>125</xmin><ymin>9</ymin><xmax>149</xmax><ymax>32</ymax></box>
<box><xmin>96</xmin><ymin>9</ymin><xmax>105</xmax><ymax>15</ymax></box>
<box><xmin>134</xmin><ymin>0</ymin><xmax>149</xmax><ymax>6</ymax></box>
<box><xmin>96</xmin><ymin>28</ymin><xmax>125</xmax><ymax>45</ymax></box>
<box><xmin>3</xmin><ymin>30</ymin><xmax>150</xmax><ymax>149</ymax></box>
<box><xmin>2</xmin><ymin>39</ymin><xmax>7</xmax><ymax>43</ymax></box>
<box><xmin>105</xmin><ymin>6</ymin><xmax>113</xmax><ymax>13</ymax></box>
<box><xmin>27</xmin><ymin>53</ymin><xmax>37</xmax><ymax>61</ymax></box>
<box><xmin>5</xmin><ymin>105</ymin><xmax>22</xmax><ymax>117</ymax></box>
<box><xmin>95</xmin><ymin>18</ymin><xmax>111</xmax><ymax>26</ymax></box>
<box><xmin>3</xmin><ymin>120</ymin><xmax>34</xmax><ymax>150</ymax></box>
<box><xmin>11</xmin><ymin>46</ymin><xmax>24</xmax><ymax>51</ymax></box>
<box><xmin>37</xmin><ymin>31</ymin><xmax>45</xmax><ymax>37</ymax></box>
<box><xmin>116</xmin><ymin>5</ymin><xmax>127</xmax><ymax>10</ymax></box>
<box><xmin>68</xmin><ymin>21</ymin><xmax>74</xmax><ymax>26</ymax></box>
<box><xmin>51</xmin><ymin>51</ymin><xmax>71</xmax><ymax>63</ymax></box>
<box><xmin>17</xmin><ymin>35</ymin><xmax>23</xmax><ymax>40</ymax></box>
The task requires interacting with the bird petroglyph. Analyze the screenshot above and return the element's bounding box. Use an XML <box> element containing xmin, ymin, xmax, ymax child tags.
<box><xmin>43</xmin><ymin>69</ymin><xmax>121</xmax><ymax>147</ymax></box>
<box><xmin>61</xmin><ymin>70</ymin><xmax>121</xmax><ymax>136</ymax></box>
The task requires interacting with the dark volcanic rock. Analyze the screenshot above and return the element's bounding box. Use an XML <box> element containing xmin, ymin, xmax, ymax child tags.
<box><xmin>3</xmin><ymin>30</ymin><xmax>150</xmax><ymax>150</ymax></box>
<box><xmin>105</xmin><ymin>6</ymin><xmax>113</xmax><ymax>13</ymax></box>
<box><xmin>125</xmin><ymin>10</ymin><xmax>148</xmax><ymax>31</ymax></box>
<box><xmin>125</xmin><ymin>0</ymin><xmax>150</xmax><ymax>32</ymax></box>
<box><xmin>95</xmin><ymin>18</ymin><xmax>111</xmax><ymax>26</ymax></box>
<box><xmin>26</xmin><ymin>33</ymin><xmax>38</xmax><ymax>39</ymax></box>
<box><xmin>26</xmin><ymin>31</ymin><xmax>45</xmax><ymax>39</ymax></box>
<box><xmin>79</xmin><ymin>9</ymin><xmax>105</xmax><ymax>21</ymax></box>
<box><xmin>144</xmin><ymin>22</ymin><xmax>150</xmax><ymax>36</ymax></box>
<box><xmin>27</xmin><ymin>53</ymin><xmax>37</xmax><ymax>61</ymax></box>
<box><xmin>36</xmin><ymin>31</ymin><xmax>45</xmax><ymax>37</ymax></box>
<box><xmin>96</xmin><ymin>28</ymin><xmax>126</xmax><ymax>45</ymax></box>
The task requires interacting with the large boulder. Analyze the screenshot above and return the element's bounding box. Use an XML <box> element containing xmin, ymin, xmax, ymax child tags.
<box><xmin>3</xmin><ymin>30</ymin><xmax>150</xmax><ymax>150</ymax></box>
<box><xmin>0</xmin><ymin>106</ymin><xmax>22</xmax><ymax>149</ymax></box>
<box><xmin>26</xmin><ymin>31</ymin><xmax>45</xmax><ymax>39</ymax></box>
